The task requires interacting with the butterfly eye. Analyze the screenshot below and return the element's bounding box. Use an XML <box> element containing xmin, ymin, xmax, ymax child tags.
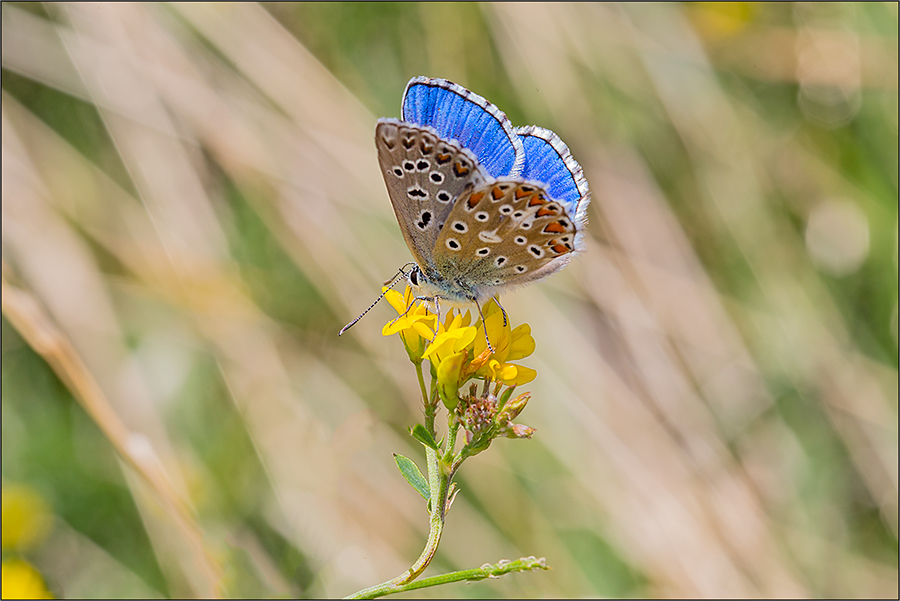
<box><xmin>409</xmin><ymin>268</ymin><xmax>419</xmax><ymax>286</ymax></box>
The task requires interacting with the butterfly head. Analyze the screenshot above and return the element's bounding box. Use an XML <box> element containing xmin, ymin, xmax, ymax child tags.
<box><xmin>404</xmin><ymin>262</ymin><xmax>485</xmax><ymax>307</ymax></box>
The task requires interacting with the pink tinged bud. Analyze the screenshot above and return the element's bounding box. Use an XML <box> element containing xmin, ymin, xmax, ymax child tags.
<box><xmin>505</xmin><ymin>424</ymin><xmax>535</xmax><ymax>439</ymax></box>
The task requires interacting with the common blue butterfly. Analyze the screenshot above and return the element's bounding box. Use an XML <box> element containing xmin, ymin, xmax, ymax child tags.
<box><xmin>341</xmin><ymin>77</ymin><xmax>589</xmax><ymax>335</ymax></box>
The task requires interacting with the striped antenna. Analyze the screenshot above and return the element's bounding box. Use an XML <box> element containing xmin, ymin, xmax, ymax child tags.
<box><xmin>339</xmin><ymin>263</ymin><xmax>416</xmax><ymax>336</ymax></box>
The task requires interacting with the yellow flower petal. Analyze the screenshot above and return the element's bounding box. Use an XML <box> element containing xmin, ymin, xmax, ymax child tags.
<box><xmin>423</xmin><ymin>326</ymin><xmax>477</xmax><ymax>361</ymax></box>
<box><xmin>1</xmin><ymin>560</ymin><xmax>52</xmax><ymax>599</ymax></box>
<box><xmin>492</xmin><ymin>361</ymin><xmax>519</xmax><ymax>382</ymax></box>
<box><xmin>436</xmin><ymin>350</ymin><xmax>466</xmax><ymax>410</ymax></box>
<box><xmin>411</xmin><ymin>320</ymin><xmax>437</xmax><ymax>340</ymax></box>
<box><xmin>507</xmin><ymin>323</ymin><xmax>535</xmax><ymax>361</ymax></box>
<box><xmin>505</xmin><ymin>364</ymin><xmax>537</xmax><ymax>385</ymax></box>
<box><xmin>382</xmin><ymin>317</ymin><xmax>409</xmax><ymax>336</ymax></box>
<box><xmin>384</xmin><ymin>288</ymin><xmax>406</xmax><ymax>314</ymax></box>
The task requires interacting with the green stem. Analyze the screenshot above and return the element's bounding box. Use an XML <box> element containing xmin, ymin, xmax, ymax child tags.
<box><xmin>444</xmin><ymin>416</ymin><xmax>460</xmax><ymax>462</ymax></box>
<box><xmin>391</xmin><ymin>445</ymin><xmax>448</xmax><ymax>583</ymax></box>
<box><xmin>414</xmin><ymin>360</ymin><xmax>429</xmax><ymax>408</ymax></box>
<box><xmin>344</xmin><ymin>556</ymin><xmax>549</xmax><ymax>600</ymax></box>
<box><xmin>344</xmin><ymin>424</ymin><xmax>453</xmax><ymax>598</ymax></box>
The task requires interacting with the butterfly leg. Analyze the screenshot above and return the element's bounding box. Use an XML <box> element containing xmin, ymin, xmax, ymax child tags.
<box><xmin>432</xmin><ymin>296</ymin><xmax>443</xmax><ymax>345</ymax></box>
<box><xmin>411</xmin><ymin>295</ymin><xmax>442</xmax><ymax>346</ymax></box>
<box><xmin>387</xmin><ymin>287</ymin><xmax>431</xmax><ymax>329</ymax></box>
<box><xmin>492</xmin><ymin>296</ymin><xmax>509</xmax><ymax>328</ymax></box>
<box><xmin>472</xmin><ymin>297</ymin><xmax>496</xmax><ymax>354</ymax></box>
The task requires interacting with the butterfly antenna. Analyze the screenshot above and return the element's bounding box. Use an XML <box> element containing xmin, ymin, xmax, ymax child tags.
<box><xmin>338</xmin><ymin>265</ymin><xmax>414</xmax><ymax>336</ymax></box>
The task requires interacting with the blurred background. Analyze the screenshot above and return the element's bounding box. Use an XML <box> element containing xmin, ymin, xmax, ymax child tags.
<box><xmin>1</xmin><ymin>2</ymin><xmax>897</xmax><ymax>598</ymax></box>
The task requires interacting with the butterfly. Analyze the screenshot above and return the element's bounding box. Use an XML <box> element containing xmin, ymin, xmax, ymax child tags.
<box><xmin>341</xmin><ymin>76</ymin><xmax>590</xmax><ymax>335</ymax></box>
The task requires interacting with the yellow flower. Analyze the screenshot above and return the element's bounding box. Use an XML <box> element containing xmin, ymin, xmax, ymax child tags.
<box><xmin>422</xmin><ymin>322</ymin><xmax>477</xmax><ymax>364</ymax></box>
<box><xmin>471</xmin><ymin>300</ymin><xmax>537</xmax><ymax>385</ymax></box>
<box><xmin>421</xmin><ymin>312</ymin><xmax>478</xmax><ymax>410</ymax></box>
<box><xmin>382</xmin><ymin>286</ymin><xmax>438</xmax><ymax>361</ymax></box>
<box><xmin>1</xmin><ymin>560</ymin><xmax>52</xmax><ymax>599</ymax></box>
<box><xmin>383</xmin><ymin>289</ymin><xmax>538</xmax><ymax>401</ymax></box>
<box><xmin>2</xmin><ymin>485</ymin><xmax>52</xmax><ymax>552</ymax></box>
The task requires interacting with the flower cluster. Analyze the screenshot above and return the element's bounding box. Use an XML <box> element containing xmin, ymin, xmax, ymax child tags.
<box><xmin>383</xmin><ymin>286</ymin><xmax>537</xmax><ymax>450</ymax></box>
<box><xmin>458</xmin><ymin>387</ymin><xmax>536</xmax><ymax>456</ymax></box>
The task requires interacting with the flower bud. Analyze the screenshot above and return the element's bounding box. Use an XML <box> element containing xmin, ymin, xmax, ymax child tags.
<box><xmin>504</xmin><ymin>423</ymin><xmax>535</xmax><ymax>439</ymax></box>
<box><xmin>497</xmin><ymin>392</ymin><xmax>530</xmax><ymax>423</ymax></box>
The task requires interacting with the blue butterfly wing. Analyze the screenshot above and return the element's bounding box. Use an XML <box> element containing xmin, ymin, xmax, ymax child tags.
<box><xmin>402</xmin><ymin>77</ymin><xmax>524</xmax><ymax>179</ymax></box>
<box><xmin>515</xmin><ymin>125</ymin><xmax>590</xmax><ymax>228</ymax></box>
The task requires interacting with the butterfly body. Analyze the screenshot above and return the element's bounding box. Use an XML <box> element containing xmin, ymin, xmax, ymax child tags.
<box><xmin>376</xmin><ymin>77</ymin><xmax>590</xmax><ymax>307</ymax></box>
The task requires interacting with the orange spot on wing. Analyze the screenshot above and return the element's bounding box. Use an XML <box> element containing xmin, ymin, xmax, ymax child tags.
<box><xmin>515</xmin><ymin>186</ymin><xmax>535</xmax><ymax>200</ymax></box>
<box><xmin>536</xmin><ymin>206</ymin><xmax>558</xmax><ymax>217</ymax></box>
<box><xmin>528</xmin><ymin>194</ymin><xmax>547</xmax><ymax>206</ymax></box>
<box><xmin>491</xmin><ymin>186</ymin><xmax>505</xmax><ymax>200</ymax></box>
<box><xmin>467</xmin><ymin>191</ymin><xmax>485</xmax><ymax>209</ymax></box>
<box><xmin>542</xmin><ymin>221</ymin><xmax>567</xmax><ymax>234</ymax></box>
<box><xmin>551</xmin><ymin>244</ymin><xmax>569</xmax><ymax>254</ymax></box>
<box><xmin>453</xmin><ymin>161</ymin><xmax>471</xmax><ymax>177</ymax></box>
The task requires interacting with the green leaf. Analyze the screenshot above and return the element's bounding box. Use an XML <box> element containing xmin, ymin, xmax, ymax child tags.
<box><xmin>409</xmin><ymin>424</ymin><xmax>440</xmax><ymax>450</ymax></box>
<box><xmin>497</xmin><ymin>385</ymin><xmax>516</xmax><ymax>411</ymax></box>
<box><xmin>393</xmin><ymin>453</ymin><xmax>430</xmax><ymax>500</ymax></box>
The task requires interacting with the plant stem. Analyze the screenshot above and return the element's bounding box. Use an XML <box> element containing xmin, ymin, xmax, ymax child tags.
<box><xmin>344</xmin><ymin>422</ymin><xmax>452</xmax><ymax>598</ymax></box>
<box><xmin>344</xmin><ymin>556</ymin><xmax>549</xmax><ymax>599</ymax></box>
<box><xmin>444</xmin><ymin>416</ymin><xmax>460</xmax><ymax>461</ymax></box>
<box><xmin>414</xmin><ymin>360</ymin><xmax>429</xmax><ymax>408</ymax></box>
<box><xmin>392</xmin><ymin>445</ymin><xmax>448</xmax><ymax>582</ymax></box>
